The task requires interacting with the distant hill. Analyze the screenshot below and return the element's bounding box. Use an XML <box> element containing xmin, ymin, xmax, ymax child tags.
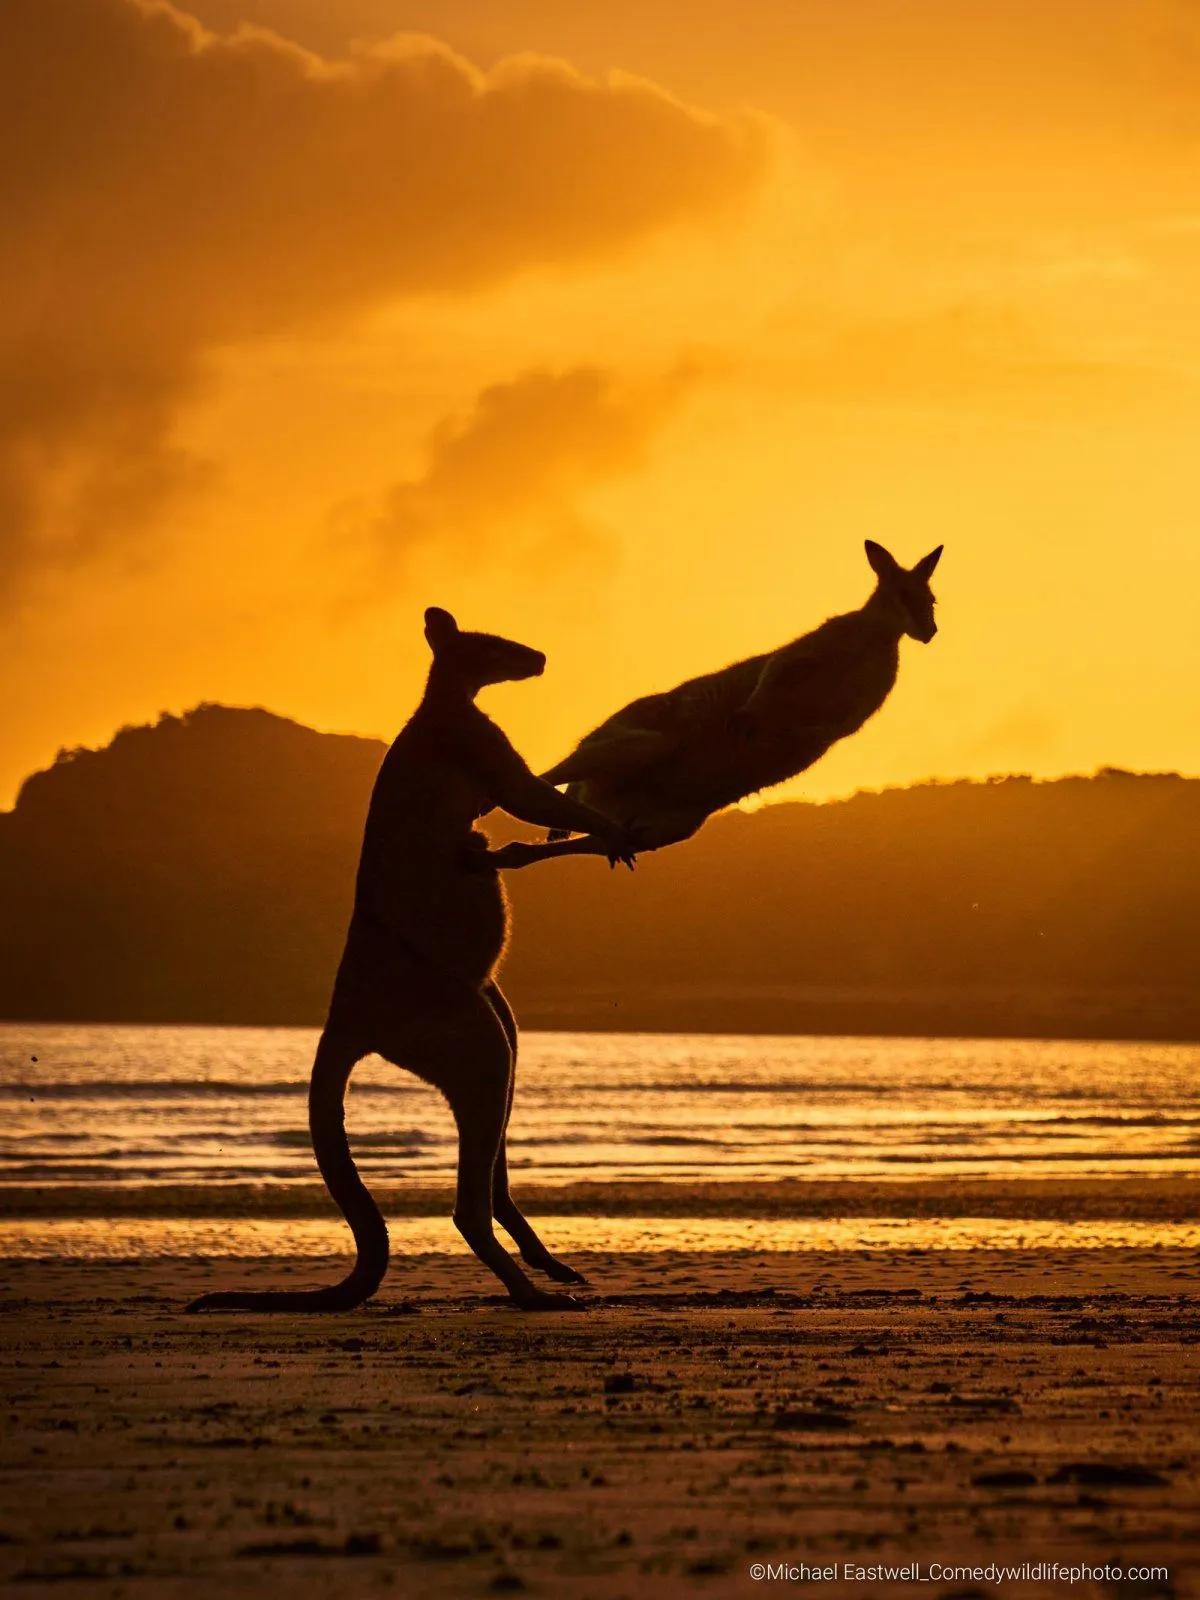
<box><xmin>1</xmin><ymin>704</ymin><xmax>1198</xmax><ymax>1039</ymax></box>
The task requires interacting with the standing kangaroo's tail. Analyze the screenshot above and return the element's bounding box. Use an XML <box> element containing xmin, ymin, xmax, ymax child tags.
<box><xmin>186</xmin><ymin>1034</ymin><xmax>388</xmax><ymax>1313</ymax></box>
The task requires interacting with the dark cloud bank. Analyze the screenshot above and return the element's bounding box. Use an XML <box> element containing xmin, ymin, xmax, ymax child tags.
<box><xmin>1</xmin><ymin>0</ymin><xmax>766</xmax><ymax>601</ymax></box>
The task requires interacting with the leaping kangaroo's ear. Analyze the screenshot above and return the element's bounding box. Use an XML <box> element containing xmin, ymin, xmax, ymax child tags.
<box><xmin>864</xmin><ymin>540</ymin><xmax>900</xmax><ymax>579</ymax></box>
<box><xmin>913</xmin><ymin>545</ymin><xmax>943</xmax><ymax>581</ymax></box>
<box><xmin>424</xmin><ymin>606</ymin><xmax>459</xmax><ymax>652</ymax></box>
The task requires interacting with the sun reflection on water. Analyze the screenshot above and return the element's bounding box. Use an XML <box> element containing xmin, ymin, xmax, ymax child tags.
<box><xmin>2</xmin><ymin>1214</ymin><xmax>1197</xmax><ymax>1260</ymax></box>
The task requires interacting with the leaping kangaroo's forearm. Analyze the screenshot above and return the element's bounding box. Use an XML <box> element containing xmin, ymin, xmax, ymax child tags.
<box><xmin>475</xmin><ymin>722</ymin><xmax>624</xmax><ymax>838</ymax></box>
<box><xmin>493</xmin><ymin>768</ymin><xmax>620</xmax><ymax>839</ymax></box>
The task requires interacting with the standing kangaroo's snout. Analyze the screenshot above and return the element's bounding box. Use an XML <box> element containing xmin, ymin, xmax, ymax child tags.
<box><xmin>486</xmin><ymin>638</ymin><xmax>545</xmax><ymax>683</ymax></box>
<box><xmin>424</xmin><ymin>605</ymin><xmax>547</xmax><ymax>685</ymax></box>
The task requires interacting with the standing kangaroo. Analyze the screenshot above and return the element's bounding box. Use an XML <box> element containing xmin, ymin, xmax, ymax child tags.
<box><xmin>188</xmin><ymin>608</ymin><xmax>634</xmax><ymax>1314</ymax></box>
<box><xmin>514</xmin><ymin>540</ymin><xmax>942</xmax><ymax>858</ymax></box>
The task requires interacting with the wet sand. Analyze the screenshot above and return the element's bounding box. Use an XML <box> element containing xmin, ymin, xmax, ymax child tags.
<box><xmin>2</xmin><ymin>1243</ymin><xmax>1197</xmax><ymax>1598</ymax></box>
<box><xmin>7</xmin><ymin>1177</ymin><xmax>1200</xmax><ymax>1220</ymax></box>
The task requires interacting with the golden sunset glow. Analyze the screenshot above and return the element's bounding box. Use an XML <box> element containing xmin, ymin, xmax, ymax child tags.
<box><xmin>4</xmin><ymin>0</ymin><xmax>1200</xmax><ymax>804</ymax></box>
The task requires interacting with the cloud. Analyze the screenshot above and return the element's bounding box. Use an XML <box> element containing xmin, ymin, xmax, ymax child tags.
<box><xmin>0</xmin><ymin>0</ymin><xmax>767</xmax><ymax>604</ymax></box>
<box><xmin>329</xmin><ymin>363</ymin><xmax>701</xmax><ymax>597</ymax></box>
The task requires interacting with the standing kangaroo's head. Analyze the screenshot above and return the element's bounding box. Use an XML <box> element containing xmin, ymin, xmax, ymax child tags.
<box><xmin>424</xmin><ymin>606</ymin><xmax>547</xmax><ymax>690</ymax></box>
<box><xmin>864</xmin><ymin>541</ymin><xmax>943</xmax><ymax>643</ymax></box>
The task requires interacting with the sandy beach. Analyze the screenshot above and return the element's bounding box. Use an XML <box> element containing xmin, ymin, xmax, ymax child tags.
<box><xmin>8</xmin><ymin>0</ymin><xmax>1200</xmax><ymax>1595</ymax></box>
<box><xmin>2</xmin><ymin>1193</ymin><xmax>1197</xmax><ymax>1599</ymax></box>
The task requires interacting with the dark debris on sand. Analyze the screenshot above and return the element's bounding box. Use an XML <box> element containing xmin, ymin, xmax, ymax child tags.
<box><xmin>0</xmin><ymin>1248</ymin><xmax>1196</xmax><ymax>1598</ymax></box>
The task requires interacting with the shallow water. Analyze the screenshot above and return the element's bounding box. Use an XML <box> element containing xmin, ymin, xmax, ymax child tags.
<box><xmin>2</xmin><ymin>1024</ymin><xmax>1197</xmax><ymax>1192</ymax></box>
<box><xmin>3</xmin><ymin>1214</ymin><xmax>1199</xmax><ymax>1260</ymax></box>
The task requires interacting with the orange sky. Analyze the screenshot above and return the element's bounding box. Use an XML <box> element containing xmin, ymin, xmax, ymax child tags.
<box><xmin>3</xmin><ymin>0</ymin><xmax>1199</xmax><ymax>807</ymax></box>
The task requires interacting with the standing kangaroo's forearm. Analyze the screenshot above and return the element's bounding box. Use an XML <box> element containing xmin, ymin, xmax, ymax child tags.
<box><xmin>483</xmin><ymin>836</ymin><xmax>613</xmax><ymax>871</ymax></box>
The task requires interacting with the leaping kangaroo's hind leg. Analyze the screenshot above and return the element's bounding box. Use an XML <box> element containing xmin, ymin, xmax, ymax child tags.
<box><xmin>485</xmin><ymin>982</ymin><xmax>588</xmax><ymax>1287</ymax></box>
<box><xmin>423</xmin><ymin>990</ymin><xmax>582</xmax><ymax>1312</ymax></box>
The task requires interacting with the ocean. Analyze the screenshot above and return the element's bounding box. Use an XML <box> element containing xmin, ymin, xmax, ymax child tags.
<box><xmin>2</xmin><ymin>1025</ymin><xmax>1197</xmax><ymax>1257</ymax></box>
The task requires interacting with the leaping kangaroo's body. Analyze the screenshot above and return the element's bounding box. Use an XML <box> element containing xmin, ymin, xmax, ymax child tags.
<box><xmin>188</xmin><ymin>608</ymin><xmax>633</xmax><ymax>1315</ymax></box>
<box><xmin>532</xmin><ymin>541</ymin><xmax>943</xmax><ymax>854</ymax></box>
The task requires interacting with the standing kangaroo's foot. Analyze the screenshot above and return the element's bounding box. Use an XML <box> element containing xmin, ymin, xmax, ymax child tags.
<box><xmin>492</xmin><ymin>1195</ymin><xmax>589</xmax><ymax>1285</ymax></box>
<box><xmin>525</xmin><ymin>1253</ymin><xmax>589</xmax><ymax>1287</ymax></box>
<box><xmin>453</xmin><ymin>1211</ymin><xmax>586</xmax><ymax>1311</ymax></box>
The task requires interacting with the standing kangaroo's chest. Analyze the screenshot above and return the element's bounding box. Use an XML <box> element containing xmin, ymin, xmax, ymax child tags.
<box><xmin>348</xmin><ymin>724</ymin><xmax>510</xmax><ymax>985</ymax></box>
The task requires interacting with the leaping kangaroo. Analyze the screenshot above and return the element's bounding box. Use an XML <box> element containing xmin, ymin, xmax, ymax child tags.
<box><xmin>188</xmin><ymin>607</ymin><xmax>634</xmax><ymax>1315</ymax></box>
<box><xmin>511</xmin><ymin>540</ymin><xmax>942</xmax><ymax>860</ymax></box>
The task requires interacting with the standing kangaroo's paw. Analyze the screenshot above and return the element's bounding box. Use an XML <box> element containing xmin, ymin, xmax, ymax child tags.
<box><xmin>510</xmin><ymin>1286</ymin><xmax>587</xmax><ymax>1312</ymax></box>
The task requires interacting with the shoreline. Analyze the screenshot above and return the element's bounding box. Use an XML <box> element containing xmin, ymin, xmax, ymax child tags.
<box><xmin>5</xmin><ymin>1013</ymin><xmax>1200</xmax><ymax>1043</ymax></box>
<box><xmin>4</xmin><ymin>1175</ymin><xmax>1198</xmax><ymax>1219</ymax></box>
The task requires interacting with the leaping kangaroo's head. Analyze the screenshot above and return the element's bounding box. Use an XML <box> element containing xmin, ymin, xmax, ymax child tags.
<box><xmin>864</xmin><ymin>541</ymin><xmax>943</xmax><ymax>643</ymax></box>
<box><xmin>424</xmin><ymin>606</ymin><xmax>547</xmax><ymax>690</ymax></box>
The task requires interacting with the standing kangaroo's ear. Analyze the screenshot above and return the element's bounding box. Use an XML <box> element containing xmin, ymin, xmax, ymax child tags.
<box><xmin>912</xmin><ymin>545</ymin><xmax>943</xmax><ymax>581</ymax></box>
<box><xmin>864</xmin><ymin>540</ymin><xmax>900</xmax><ymax>580</ymax></box>
<box><xmin>424</xmin><ymin>606</ymin><xmax>459</xmax><ymax>652</ymax></box>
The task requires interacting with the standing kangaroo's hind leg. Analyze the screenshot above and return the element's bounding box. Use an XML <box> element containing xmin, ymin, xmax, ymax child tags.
<box><xmin>384</xmin><ymin>987</ymin><xmax>581</xmax><ymax>1312</ymax></box>
<box><xmin>485</xmin><ymin>982</ymin><xmax>588</xmax><ymax>1287</ymax></box>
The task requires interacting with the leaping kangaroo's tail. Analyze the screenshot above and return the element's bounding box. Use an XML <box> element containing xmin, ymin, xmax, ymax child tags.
<box><xmin>186</xmin><ymin>1033</ymin><xmax>388</xmax><ymax>1313</ymax></box>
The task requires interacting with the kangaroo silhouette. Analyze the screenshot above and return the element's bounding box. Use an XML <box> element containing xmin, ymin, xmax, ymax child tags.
<box><xmin>525</xmin><ymin>541</ymin><xmax>942</xmax><ymax>856</ymax></box>
<box><xmin>188</xmin><ymin>607</ymin><xmax>634</xmax><ymax>1314</ymax></box>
